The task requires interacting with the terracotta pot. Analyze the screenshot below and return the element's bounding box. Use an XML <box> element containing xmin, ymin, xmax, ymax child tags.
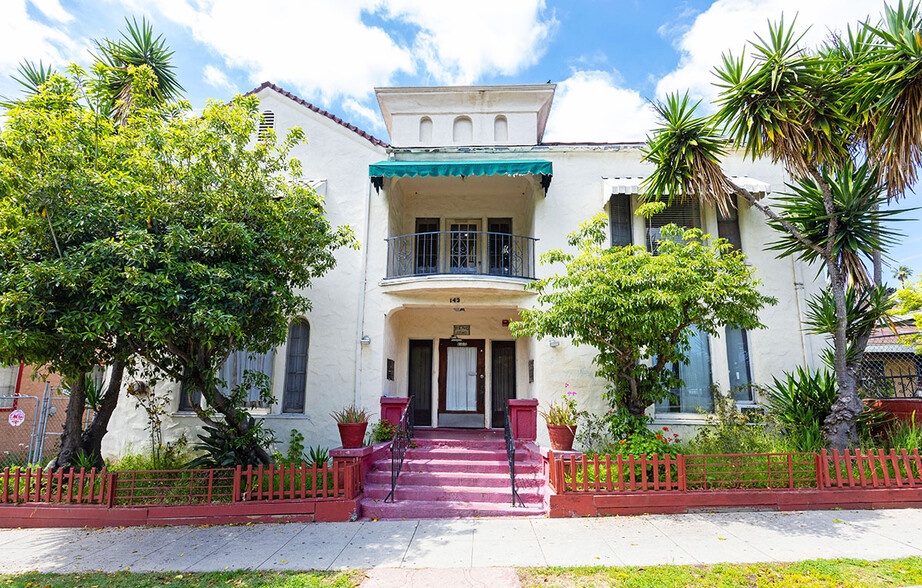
<box><xmin>867</xmin><ymin>398</ymin><xmax>922</xmax><ymax>426</ymax></box>
<box><xmin>337</xmin><ymin>422</ymin><xmax>368</xmax><ymax>449</ymax></box>
<box><xmin>547</xmin><ymin>424</ymin><xmax>577</xmax><ymax>451</ymax></box>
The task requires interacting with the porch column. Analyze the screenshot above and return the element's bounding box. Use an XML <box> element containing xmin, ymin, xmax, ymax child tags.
<box><xmin>380</xmin><ymin>396</ymin><xmax>410</xmax><ymax>426</ymax></box>
<box><xmin>508</xmin><ymin>398</ymin><xmax>538</xmax><ymax>441</ymax></box>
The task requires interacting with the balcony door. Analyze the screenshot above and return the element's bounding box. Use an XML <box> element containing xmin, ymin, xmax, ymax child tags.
<box><xmin>488</xmin><ymin>218</ymin><xmax>513</xmax><ymax>276</ymax></box>
<box><xmin>415</xmin><ymin>218</ymin><xmax>439</xmax><ymax>275</ymax></box>
<box><xmin>448</xmin><ymin>220</ymin><xmax>480</xmax><ymax>274</ymax></box>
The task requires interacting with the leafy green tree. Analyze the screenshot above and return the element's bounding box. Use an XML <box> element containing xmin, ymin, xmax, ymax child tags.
<box><xmin>895</xmin><ymin>279</ymin><xmax>922</xmax><ymax>352</ymax></box>
<box><xmin>640</xmin><ymin>5</ymin><xmax>918</xmax><ymax>449</ymax></box>
<box><xmin>511</xmin><ymin>215</ymin><xmax>775</xmax><ymax>417</ymax></box>
<box><xmin>117</xmin><ymin>94</ymin><xmax>354</xmax><ymax>465</ymax></box>
<box><xmin>0</xmin><ymin>67</ymin><xmax>155</xmax><ymax>468</ymax></box>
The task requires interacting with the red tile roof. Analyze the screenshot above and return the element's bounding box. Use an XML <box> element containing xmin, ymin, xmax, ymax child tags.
<box><xmin>245</xmin><ymin>82</ymin><xmax>390</xmax><ymax>148</ymax></box>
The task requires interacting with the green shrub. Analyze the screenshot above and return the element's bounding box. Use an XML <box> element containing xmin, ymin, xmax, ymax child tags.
<box><xmin>765</xmin><ymin>367</ymin><xmax>837</xmax><ymax>452</ymax></box>
<box><xmin>111</xmin><ymin>436</ymin><xmax>191</xmax><ymax>471</ymax></box>
<box><xmin>368</xmin><ymin>419</ymin><xmax>397</xmax><ymax>444</ymax></box>
<box><xmin>683</xmin><ymin>391</ymin><xmax>793</xmax><ymax>455</ymax></box>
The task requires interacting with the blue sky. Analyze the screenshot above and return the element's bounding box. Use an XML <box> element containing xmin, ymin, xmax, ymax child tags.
<box><xmin>3</xmin><ymin>0</ymin><xmax>919</xmax><ymax>282</ymax></box>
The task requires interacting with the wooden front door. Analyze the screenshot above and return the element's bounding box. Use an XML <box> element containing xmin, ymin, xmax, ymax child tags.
<box><xmin>490</xmin><ymin>340</ymin><xmax>516</xmax><ymax>428</ymax></box>
<box><xmin>408</xmin><ymin>339</ymin><xmax>433</xmax><ymax>427</ymax></box>
<box><xmin>438</xmin><ymin>338</ymin><xmax>485</xmax><ymax>428</ymax></box>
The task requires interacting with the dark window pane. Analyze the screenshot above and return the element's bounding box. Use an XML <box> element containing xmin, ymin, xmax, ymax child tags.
<box><xmin>609</xmin><ymin>195</ymin><xmax>633</xmax><ymax>247</ymax></box>
<box><xmin>283</xmin><ymin>319</ymin><xmax>310</xmax><ymax>413</ymax></box>
<box><xmin>725</xmin><ymin>327</ymin><xmax>753</xmax><ymax>401</ymax></box>
<box><xmin>178</xmin><ymin>381</ymin><xmax>201</xmax><ymax>411</ymax></box>
<box><xmin>656</xmin><ymin>328</ymin><xmax>713</xmax><ymax>413</ymax></box>
<box><xmin>415</xmin><ymin>218</ymin><xmax>439</xmax><ymax>274</ymax></box>
<box><xmin>717</xmin><ymin>205</ymin><xmax>743</xmax><ymax>252</ymax></box>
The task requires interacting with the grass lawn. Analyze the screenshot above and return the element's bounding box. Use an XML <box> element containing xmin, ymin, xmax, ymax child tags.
<box><xmin>3</xmin><ymin>558</ymin><xmax>922</xmax><ymax>587</ymax></box>
<box><xmin>520</xmin><ymin>557</ymin><xmax>922</xmax><ymax>587</ymax></box>
<box><xmin>0</xmin><ymin>570</ymin><xmax>363</xmax><ymax>588</ymax></box>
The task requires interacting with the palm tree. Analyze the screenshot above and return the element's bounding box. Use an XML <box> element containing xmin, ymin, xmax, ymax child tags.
<box><xmin>94</xmin><ymin>17</ymin><xmax>184</xmax><ymax>123</ymax></box>
<box><xmin>894</xmin><ymin>265</ymin><xmax>914</xmax><ymax>286</ymax></box>
<box><xmin>641</xmin><ymin>8</ymin><xmax>916</xmax><ymax>449</ymax></box>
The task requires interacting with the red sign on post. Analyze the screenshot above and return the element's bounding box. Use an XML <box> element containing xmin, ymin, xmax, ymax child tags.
<box><xmin>8</xmin><ymin>409</ymin><xmax>25</xmax><ymax>427</ymax></box>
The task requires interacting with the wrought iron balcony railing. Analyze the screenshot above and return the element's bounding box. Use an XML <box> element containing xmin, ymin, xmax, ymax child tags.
<box><xmin>385</xmin><ymin>231</ymin><xmax>537</xmax><ymax>280</ymax></box>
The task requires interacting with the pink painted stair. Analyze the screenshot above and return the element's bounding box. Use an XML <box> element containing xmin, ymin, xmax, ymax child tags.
<box><xmin>360</xmin><ymin>432</ymin><xmax>547</xmax><ymax>519</ymax></box>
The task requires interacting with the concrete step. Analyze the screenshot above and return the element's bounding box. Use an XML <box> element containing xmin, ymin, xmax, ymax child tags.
<box><xmin>363</xmin><ymin>482</ymin><xmax>543</xmax><ymax>503</ymax></box>
<box><xmin>372</xmin><ymin>459</ymin><xmax>542</xmax><ymax>475</ymax></box>
<box><xmin>360</xmin><ymin>498</ymin><xmax>545</xmax><ymax>520</ymax></box>
<box><xmin>404</xmin><ymin>447</ymin><xmax>533</xmax><ymax>461</ymax></box>
<box><xmin>364</xmin><ymin>470</ymin><xmax>545</xmax><ymax>488</ymax></box>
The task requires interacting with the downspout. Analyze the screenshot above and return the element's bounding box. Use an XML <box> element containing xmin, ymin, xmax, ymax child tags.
<box><xmin>13</xmin><ymin>362</ymin><xmax>24</xmax><ymax>397</ymax></box>
<box><xmin>790</xmin><ymin>257</ymin><xmax>811</xmax><ymax>368</ymax></box>
<box><xmin>353</xmin><ymin>172</ymin><xmax>375</xmax><ymax>407</ymax></box>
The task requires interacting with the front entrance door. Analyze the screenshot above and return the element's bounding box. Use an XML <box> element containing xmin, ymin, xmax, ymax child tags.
<box><xmin>490</xmin><ymin>341</ymin><xmax>516</xmax><ymax>428</ymax></box>
<box><xmin>438</xmin><ymin>338</ymin><xmax>485</xmax><ymax>428</ymax></box>
<box><xmin>408</xmin><ymin>340</ymin><xmax>433</xmax><ymax>427</ymax></box>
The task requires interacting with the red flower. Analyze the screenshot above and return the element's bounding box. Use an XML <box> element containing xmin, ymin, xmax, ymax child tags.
<box><xmin>619</xmin><ymin>440</ymin><xmax>626</xmax><ymax>445</ymax></box>
<box><xmin>662</xmin><ymin>427</ymin><xmax>669</xmax><ymax>432</ymax></box>
<box><xmin>656</xmin><ymin>434</ymin><xmax>663</xmax><ymax>440</ymax></box>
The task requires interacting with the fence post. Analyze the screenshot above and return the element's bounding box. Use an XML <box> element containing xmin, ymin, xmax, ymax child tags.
<box><xmin>232</xmin><ymin>466</ymin><xmax>242</xmax><ymax>503</ymax></box>
<box><xmin>814</xmin><ymin>453</ymin><xmax>824</xmax><ymax>489</ymax></box>
<box><xmin>677</xmin><ymin>454</ymin><xmax>686</xmax><ymax>492</ymax></box>
<box><xmin>107</xmin><ymin>472</ymin><xmax>117</xmax><ymax>508</ymax></box>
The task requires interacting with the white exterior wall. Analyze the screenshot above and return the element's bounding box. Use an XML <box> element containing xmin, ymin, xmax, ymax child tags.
<box><xmin>101</xmin><ymin>83</ymin><xmax>826</xmax><ymax>459</ymax></box>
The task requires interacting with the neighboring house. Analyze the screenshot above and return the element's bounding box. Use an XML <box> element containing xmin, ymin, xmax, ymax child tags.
<box><xmin>101</xmin><ymin>82</ymin><xmax>826</xmax><ymax>457</ymax></box>
<box><xmin>860</xmin><ymin>321</ymin><xmax>922</xmax><ymax>399</ymax></box>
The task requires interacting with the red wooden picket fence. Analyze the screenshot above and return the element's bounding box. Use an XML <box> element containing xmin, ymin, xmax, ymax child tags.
<box><xmin>548</xmin><ymin>450</ymin><xmax>921</xmax><ymax>494</ymax></box>
<box><xmin>0</xmin><ymin>461</ymin><xmax>362</xmax><ymax>507</ymax></box>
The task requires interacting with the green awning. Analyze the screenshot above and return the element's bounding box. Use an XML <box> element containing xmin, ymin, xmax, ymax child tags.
<box><xmin>369</xmin><ymin>160</ymin><xmax>553</xmax><ymax>193</ymax></box>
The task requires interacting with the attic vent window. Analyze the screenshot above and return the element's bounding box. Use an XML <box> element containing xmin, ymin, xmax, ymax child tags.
<box><xmin>258</xmin><ymin>110</ymin><xmax>275</xmax><ymax>140</ymax></box>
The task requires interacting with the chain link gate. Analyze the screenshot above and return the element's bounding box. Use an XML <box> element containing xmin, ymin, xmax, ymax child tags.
<box><xmin>0</xmin><ymin>383</ymin><xmax>87</xmax><ymax>467</ymax></box>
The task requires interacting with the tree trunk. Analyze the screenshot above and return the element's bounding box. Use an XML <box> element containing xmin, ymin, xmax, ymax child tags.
<box><xmin>189</xmin><ymin>366</ymin><xmax>274</xmax><ymax>466</ymax></box>
<box><xmin>53</xmin><ymin>370</ymin><xmax>87</xmax><ymax>469</ymax></box>
<box><xmin>80</xmin><ymin>359</ymin><xmax>126</xmax><ymax>469</ymax></box>
<box><xmin>824</xmin><ymin>261</ymin><xmax>860</xmax><ymax>450</ymax></box>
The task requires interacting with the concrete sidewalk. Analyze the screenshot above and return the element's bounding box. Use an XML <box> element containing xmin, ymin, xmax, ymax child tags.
<box><xmin>2</xmin><ymin>509</ymin><xmax>922</xmax><ymax>575</ymax></box>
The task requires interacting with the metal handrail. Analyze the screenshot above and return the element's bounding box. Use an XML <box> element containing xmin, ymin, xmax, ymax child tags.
<box><xmin>384</xmin><ymin>396</ymin><xmax>414</xmax><ymax>503</ymax></box>
<box><xmin>504</xmin><ymin>401</ymin><xmax>525</xmax><ymax>507</ymax></box>
<box><xmin>385</xmin><ymin>230</ymin><xmax>538</xmax><ymax>279</ymax></box>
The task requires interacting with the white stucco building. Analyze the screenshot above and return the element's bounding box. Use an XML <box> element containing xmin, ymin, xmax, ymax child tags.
<box><xmin>102</xmin><ymin>82</ymin><xmax>824</xmax><ymax>457</ymax></box>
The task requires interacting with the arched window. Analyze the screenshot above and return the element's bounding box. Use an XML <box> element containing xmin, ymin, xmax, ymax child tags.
<box><xmin>419</xmin><ymin>116</ymin><xmax>433</xmax><ymax>144</ymax></box>
<box><xmin>258</xmin><ymin>110</ymin><xmax>275</xmax><ymax>141</ymax></box>
<box><xmin>283</xmin><ymin>319</ymin><xmax>310</xmax><ymax>413</ymax></box>
<box><xmin>493</xmin><ymin>115</ymin><xmax>508</xmax><ymax>143</ymax></box>
<box><xmin>452</xmin><ymin>116</ymin><xmax>473</xmax><ymax>143</ymax></box>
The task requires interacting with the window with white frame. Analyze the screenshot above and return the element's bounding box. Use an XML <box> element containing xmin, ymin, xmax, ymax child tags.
<box><xmin>283</xmin><ymin>319</ymin><xmax>309</xmax><ymax>413</ymax></box>
<box><xmin>647</xmin><ymin>201</ymin><xmax>713</xmax><ymax>414</ymax></box>
<box><xmin>717</xmin><ymin>204</ymin><xmax>754</xmax><ymax>402</ymax></box>
<box><xmin>178</xmin><ymin>349</ymin><xmax>274</xmax><ymax>411</ymax></box>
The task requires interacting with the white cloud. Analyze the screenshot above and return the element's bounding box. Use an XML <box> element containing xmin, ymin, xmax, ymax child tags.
<box><xmin>30</xmin><ymin>0</ymin><xmax>74</xmax><ymax>22</ymax></box>
<box><xmin>203</xmin><ymin>64</ymin><xmax>235</xmax><ymax>92</ymax></box>
<box><xmin>380</xmin><ymin>0</ymin><xmax>557</xmax><ymax>84</ymax></box>
<box><xmin>0</xmin><ymin>1</ymin><xmax>82</xmax><ymax>78</ymax></box>
<box><xmin>544</xmin><ymin>70</ymin><xmax>658</xmax><ymax>143</ymax></box>
<box><xmin>119</xmin><ymin>0</ymin><xmax>555</xmax><ymax>104</ymax></box>
<box><xmin>656</xmin><ymin>0</ymin><xmax>886</xmax><ymax>104</ymax></box>
<box><xmin>343</xmin><ymin>98</ymin><xmax>382</xmax><ymax>131</ymax></box>
<box><xmin>128</xmin><ymin>0</ymin><xmax>415</xmax><ymax>104</ymax></box>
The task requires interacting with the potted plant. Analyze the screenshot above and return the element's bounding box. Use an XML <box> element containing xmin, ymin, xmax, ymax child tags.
<box><xmin>541</xmin><ymin>384</ymin><xmax>579</xmax><ymax>451</ymax></box>
<box><xmin>331</xmin><ymin>405</ymin><xmax>370</xmax><ymax>449</ymax></box>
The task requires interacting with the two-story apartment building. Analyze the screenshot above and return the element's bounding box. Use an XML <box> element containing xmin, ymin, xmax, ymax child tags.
<box><xmin>101</xmin><ymin>82</ymin><xmax>824</xmax><ymax>458</ymax></box>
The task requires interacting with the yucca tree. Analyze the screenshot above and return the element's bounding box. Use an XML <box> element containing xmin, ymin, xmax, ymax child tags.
<box><xmin>641</xmin><ymin>8</ymin><xmax>915</xmax><ymax>450</ymax></box>
<box><xmin>94</xmin><ymin>17</ymin><xmax>183</xmax><ymax>124</ymax></box>
<box><xmin>894</xmin><ymin>264</ymin><xmax>914</xmax><ymax>285</ymax></box>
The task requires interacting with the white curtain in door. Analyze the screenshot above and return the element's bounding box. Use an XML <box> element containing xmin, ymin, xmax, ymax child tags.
<box><xmin>446</xmin><ymin>346</ymin><xmax>477</xmax><ymax>411</ymax></box>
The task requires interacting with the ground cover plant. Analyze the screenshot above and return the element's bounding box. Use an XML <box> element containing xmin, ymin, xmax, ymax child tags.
<box><xmin>0</xmin><ymin>570</ymin><xmax>361</xmax><ymax>588</ymax></box>
<box><xmin>519</xmin><ymin>557</ymin><xmax>922</xmax><ymax>587</ymax></box>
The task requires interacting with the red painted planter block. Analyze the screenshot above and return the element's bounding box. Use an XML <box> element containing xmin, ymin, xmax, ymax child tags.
<box><xmin>380</xmin><ymin>396</ymin><xmax>409</xmax><ymax>427</ymax></box>
<box><xmin>508</xmin><ymin>399</ymin><xmax>539</xmax><ymax>441</ymax></box>
<box><xmin>868</xmin><ymin>398</ymin><xmax>922</xmax><ymax>425</ymax></box>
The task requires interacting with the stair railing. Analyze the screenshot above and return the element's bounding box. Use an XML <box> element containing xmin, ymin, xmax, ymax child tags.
<box><xmin>504</xmin><ymin>401</ymin><xmax>525</xmax><ymax>507</ymax></box>
<box><xmin>384</xmin><ymin>396</ymin><xmax>414</xmax><ymax>503</ymax></box>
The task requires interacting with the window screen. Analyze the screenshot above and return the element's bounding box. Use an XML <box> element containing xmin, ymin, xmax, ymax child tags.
<box><xmin>645</xmin><ymin>201</ymin><xmax>701</xmax><ymax>253</ymax></box>
<box><xmin>283</xmin><ymin>319</ymin><xmax>310</xmax><ymax>413</ymax></box>
<box><xmin>717</xmin><ymin>205</ymin><xmax>743</xmax><ymax>252</ymax></box>
<box><xmin>609</xmin><ymin>195</ymin><xmax>633</xmax><ymax>247</ymax></box>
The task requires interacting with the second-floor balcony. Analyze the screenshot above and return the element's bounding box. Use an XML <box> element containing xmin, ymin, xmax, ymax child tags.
<box><xmin>385</xmin><ymin>230</ymin><xmax>537</xmax><ymax>280</ymax></box>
